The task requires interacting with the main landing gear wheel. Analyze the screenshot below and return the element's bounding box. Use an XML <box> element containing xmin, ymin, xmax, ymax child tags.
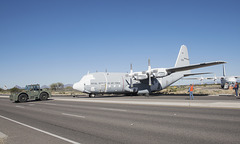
<box><xmin>89</xmin><ymin>93</ymin><xmax>96</xmax><ymax>98</ymax></box>
<box><xmin>221</xmin><ymin>85</ymin><xmax>224</xmax><ymax>89</ymax></box>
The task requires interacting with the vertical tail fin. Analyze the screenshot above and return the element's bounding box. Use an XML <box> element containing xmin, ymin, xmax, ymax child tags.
<box><xmin>175</xmin><ymin>45</ymin><xmax>190</xmax><ymax>67</ymax></box>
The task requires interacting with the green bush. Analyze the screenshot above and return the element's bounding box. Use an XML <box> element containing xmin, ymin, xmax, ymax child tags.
<box><xmin>50</xmin><ymin>82</ymin><xmax>64</xmax><ymax>91</ymax></box>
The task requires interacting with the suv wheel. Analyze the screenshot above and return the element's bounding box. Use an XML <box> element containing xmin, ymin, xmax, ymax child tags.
<box><xmin>19</xmin><ymin>94</ymin><xmax>28</xmax><ymax>103</ymax></box>
<box><xmin>40</xmin><ymin>93</ymin><xmax>48</xmax><ymax>101</ymax></box>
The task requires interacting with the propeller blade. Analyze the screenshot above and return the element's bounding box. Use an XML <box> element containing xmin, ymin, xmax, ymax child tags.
<box><xmin>148</xmin><ymin>59</ymin><xmax>152</xmax><ymax>86</ymax></box>
<box><xmin>130</xmin><ymin>64</ymin><xmax>133</xmax><ymax>74</ymax></box>
<box><xmin>145</xmin><ymin>59</ymin><xmax>151</xmax><ymax>86</ymax></box>
<box><xmin>130</xmin><ymin>64</ymin><xmax>133</xmax><ymax>88</ymax></box>
<box><xmin>149</xmin><ymin>74</ymin><xmax>151</xmax><ymax>86</ymax></box>
<box><xmin>130</xmin><ymin>78</ymin><xmax>133</xmax><ymax>88</ymax></box>
<box><xmin>148</xmin><ymin>59</ymin><xmax>151</xmax><ymax>72</ymax></box>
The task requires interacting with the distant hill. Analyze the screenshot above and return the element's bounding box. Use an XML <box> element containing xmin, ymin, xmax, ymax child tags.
<box><xmin>14</xmin><ymin>85</ymin><xmax>23</xmax><ymax>89</ymax></box>
<box><xmin>64</xmin><ymin>84</ymin><xmax>73</xmax><ymax>88</ymax></box>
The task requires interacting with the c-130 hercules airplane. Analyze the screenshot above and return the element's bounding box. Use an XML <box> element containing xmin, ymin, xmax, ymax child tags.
<box><xmin>73</xmin><ymin>45</ymin><xmax>225</xmax><ymax>97</ymax></box>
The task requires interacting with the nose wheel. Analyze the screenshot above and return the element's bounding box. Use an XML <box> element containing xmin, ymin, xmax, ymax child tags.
<box><xmin>89</xmin><ymin>93</ymin><xmax>96</xmax><ymax>98</ymax></box>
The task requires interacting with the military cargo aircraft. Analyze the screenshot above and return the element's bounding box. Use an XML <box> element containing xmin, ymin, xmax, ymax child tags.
<box><xmin>185</xmin><ymin>65</ymin><xmax>240</xmax><ymax>88</ymax></box>
<box><xmin>208</xmin><ymin>65</ymin><xmax>240</xmax><ymax>88</ymax></box>
<box><xmin>73</xmin><ymin>45</ymin><xmax>225</xmax><ymax>97</ymax></box>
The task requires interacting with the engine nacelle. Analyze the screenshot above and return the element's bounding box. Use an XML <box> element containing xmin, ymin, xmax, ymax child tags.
<box><xmin>135</xmin><ymin>74</ymin><xmax>148</xmax><ymax>80</ymax></box>
<box><xmin>152</xmin><ymin>68</ymin><xmax>168</xmax><ymax>78</ymax></box>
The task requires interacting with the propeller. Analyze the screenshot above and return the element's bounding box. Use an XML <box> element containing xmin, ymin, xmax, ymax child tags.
<box><xmin>200</xmin><ymin>76</ymin><xmax>204</xmax><ymax>85</ymax></box>
<box><xmin>142</xmin><ymin>59</ymin><xmax>152</xmax><ymax>86</ymax></box>
<box><xmin>126</xmin><ymin>64</ymin><xmax>134</xmax><ymax>88</ymax></box>
<box><xmin>128</xmin><ymin>59</ymin><xmax>160</xmax><ymax>86</ymax></box>
<box><xmin>147</xmin><ymin>59</ymin><xmax>152</xmax><ymax>86</ymax></box>
<box><xmin>214</xmin><ymin>74</ymin><xmax>217</xmax><ymax>84</ymax></box>
<box><xmin>130</xmin><ymin>64</ymin><xmax>133</xmax><ymax>88</ymax></box>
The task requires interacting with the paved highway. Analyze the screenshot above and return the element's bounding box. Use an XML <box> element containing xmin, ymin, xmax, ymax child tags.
<box><xmin>0</xmin><ymin>96</ymin><xmax>240</xmax><ymax>144</ymax></box>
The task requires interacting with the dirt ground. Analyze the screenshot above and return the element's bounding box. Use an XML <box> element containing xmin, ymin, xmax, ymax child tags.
<box><xmin>160</xmin><ymin>84</ymin><xmax>236</xmax><ymax>96</ymax></box>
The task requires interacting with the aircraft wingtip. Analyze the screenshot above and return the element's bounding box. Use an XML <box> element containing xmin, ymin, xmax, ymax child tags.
<box><xmin>218</xmin><ymin>61</ymin><xmax>227</xmax><ymax>64</ymax></box>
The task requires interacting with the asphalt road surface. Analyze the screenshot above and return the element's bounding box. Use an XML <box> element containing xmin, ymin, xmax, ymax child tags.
<box><xmin>0</xmin><ymin>96</ymin><xmax>240</xmax><ymax>144</ymax></box>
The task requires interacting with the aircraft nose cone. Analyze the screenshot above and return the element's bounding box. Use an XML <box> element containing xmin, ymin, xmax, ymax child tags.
<box><xmin>73</xmin><ymin>82</ymin><xmax>84</xmax><ymax>92</ymax></box>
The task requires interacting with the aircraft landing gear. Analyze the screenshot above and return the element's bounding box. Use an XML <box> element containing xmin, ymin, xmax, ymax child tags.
<box><xmin>89</xmin><ymin>93</ymin><xmax>96</xmax><ymax>98</ymax></box>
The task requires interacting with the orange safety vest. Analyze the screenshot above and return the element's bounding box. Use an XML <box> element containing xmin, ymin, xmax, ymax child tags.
<box><xmin>190</xmin><ymin>85</ymin><xmax>194</xmax><ymax>92</ymax></box>
<box><xmin>235</xmin><ymin>84</ymin><xmax>238</xmax><ymax>88</ymax></box>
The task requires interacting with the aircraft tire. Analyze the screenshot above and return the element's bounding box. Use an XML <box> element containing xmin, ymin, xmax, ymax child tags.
<box><xmin>18</xmin><ymin>93</ymin><xmax>28</xmax><ymax>103</ymax></box>
<box><xmin>89</xmin><ymin>93</ymin><xmax>95</xmax><ymax>98</ymax></box>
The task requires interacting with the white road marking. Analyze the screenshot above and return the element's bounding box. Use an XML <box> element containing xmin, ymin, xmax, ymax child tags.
<box><xmin>41</xmin><ymin>103</ymin><xmax>127</xmax><ymax>112</ymax></box>
<box><xmin>0</xmin><ymin>115</ymin><xmax>81</xmax><ymax>144</ymax></box>
<box><xmin>100</xmin><ymin>108</ymin><xmax>127</xmax><ymax>112</ymax></box>
<box><xmin>62</xmin><ymin>113</ymin><xmax>86</xmax><ymax>119</ymax></box>
<box><xmin>15</xmin><ymin>106</ymin><xmax>25</xmax><ymax>108</ymax></box>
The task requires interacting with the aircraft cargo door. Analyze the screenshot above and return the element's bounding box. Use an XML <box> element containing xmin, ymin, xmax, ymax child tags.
<box><xmin>105</xmin><ymin>73</ymin><xmax>124</xmax><ymax>93</ymax></box>
<box><xmin>99</xmin><ymin>83</ymin><xmax>106</xmax><ymax>93</ymax></box>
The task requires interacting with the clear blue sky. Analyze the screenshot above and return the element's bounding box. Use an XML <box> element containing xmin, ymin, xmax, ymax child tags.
<box><xmin>1</xmin><ymin>0</ymin><xmax>240</xmax><ymax>88</ymax></box>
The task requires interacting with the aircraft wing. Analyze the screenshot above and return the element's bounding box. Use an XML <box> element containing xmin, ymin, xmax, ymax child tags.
<box><xmin>182</xmin><ymin>77</ymin><xmax>200</xmax><ymax>80</ymax></box>
<box><xmin>184</xmin><ymin>72</ymin><xmax>212</xmax><ymax>77</ymax></box>
<box><xmin>166</xmin><ymin>61</ymin><xmax>226</xmax><ymax>74</ymax></box>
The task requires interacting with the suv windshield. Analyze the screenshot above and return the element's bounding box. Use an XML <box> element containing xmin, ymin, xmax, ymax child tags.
<box><xmin>25</xmin><ymin>85</ymin><xmax>40</xmax><ymax>91</ymax></box>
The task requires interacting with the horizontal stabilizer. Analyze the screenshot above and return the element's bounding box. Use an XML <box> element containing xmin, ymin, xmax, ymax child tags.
<box><xmin>166</xmin><ymin>61</ymin><xmax>226</xmax><ymax>74</ymax></box>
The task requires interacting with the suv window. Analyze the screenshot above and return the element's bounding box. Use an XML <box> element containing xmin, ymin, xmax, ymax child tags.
<box><xmin>33</xmin><ymin>85</ymin><xmax>40</xmax><ymax>91</ymax></box>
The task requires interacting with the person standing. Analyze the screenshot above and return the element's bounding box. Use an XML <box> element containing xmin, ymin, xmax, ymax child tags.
<box><xmin>233</xmin><ymin>82</ymin><xmax>239</xmax><ymax>97</ymax></box>
<box><xmin>188</xmin><ymin>84</ymin><xmax>194</xmax><ymax>100</ymax></box>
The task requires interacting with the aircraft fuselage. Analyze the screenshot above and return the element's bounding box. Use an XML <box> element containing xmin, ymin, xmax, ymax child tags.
<box><xmin>73</xmin><ymin>72</ymin><xmax>184</xmax><ymax>96</ymax></box>
<box><xmin>73</xmin><ymin>45</ymin><xmax>225</xmax><ymax>97</ymax></box>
